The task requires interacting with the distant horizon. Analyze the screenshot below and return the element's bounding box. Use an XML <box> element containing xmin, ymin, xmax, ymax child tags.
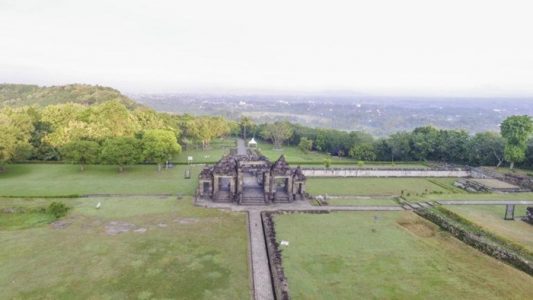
<box><xmin>4</xmin><ymin>81</ymin><xmax>533</xmax><ymax>100</ymax></box>
<box><xmin>2</xmin><ymin>1</ymin><xmax>533</xmax><ymax>98</ymax></box>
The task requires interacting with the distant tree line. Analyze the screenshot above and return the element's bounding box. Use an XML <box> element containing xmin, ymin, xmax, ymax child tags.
<box><xmin>1</xmin><ymin>99</ymin><xmax>532</xmax><ymax>171</ymax></box>
<box><xmin>246</xmin><ymin>116</ymin><xmax>533</xmax><ymax>169</ymax></box>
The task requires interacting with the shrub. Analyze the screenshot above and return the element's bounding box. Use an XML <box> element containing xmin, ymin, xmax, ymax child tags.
<box><xmin>47</xmin><ymin>202</ymin><xmax>70</xmax><ymax>218</ymax></box>
<box><xmin>324</xmin><ymin>158</ymin><xmax>331</xmax><ymax>169</ymax></box>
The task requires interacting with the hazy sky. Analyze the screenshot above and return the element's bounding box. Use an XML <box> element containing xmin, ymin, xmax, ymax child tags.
<box><xmin>1</xmin><ymin>0</ymin><xmax>533</xmax><ymax>96</ymax></box>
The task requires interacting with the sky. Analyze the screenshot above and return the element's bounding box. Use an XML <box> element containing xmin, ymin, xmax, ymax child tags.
<box><xmin>1</xmin><ymin>0</ymin><xmax>533</xmax><ymax>96</ymax></box>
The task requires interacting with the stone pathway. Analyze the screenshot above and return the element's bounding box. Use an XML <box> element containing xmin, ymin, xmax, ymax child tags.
<box><xmin>248</xmin><ymin>210</ymin><xmax>274</xmax><ymax>300</ymax></box>
<box><xmin>237</xmin><ymin>138</ymin><xmax>247</xmax><ymax>155</ymax></box>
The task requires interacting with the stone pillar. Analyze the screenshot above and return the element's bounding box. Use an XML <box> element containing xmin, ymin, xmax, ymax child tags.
<box><xmin>213</xmin><ymin>176</ymin><xmax>219</xmax><ymax>194</ymax></box>
<box><xmin>286</xmin><ymin>176</ymin><xmax>293</xmax><ymax>201</ymax></box>
<box><xmin>230</xmin><ymin>176</ymin><xmax>236</xmax><ymax>194</ymax></box>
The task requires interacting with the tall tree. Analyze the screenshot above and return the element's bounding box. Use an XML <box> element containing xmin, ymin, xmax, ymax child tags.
<box><xmin>240</xmin><ymin>116</ymin><xmax>254</xmax><ymax>140</ymax></box>
<box><xmin>500</xmin><ymin>115</ymin><xmax>533</xmax><ymax>169</ymax></box>
<box><xmin>100</xmin><ymin>137</ymin><xmax>142</xmax><ymax>172</ymax></box>
<box><xmin>467</xmin><ymin>132</ymin><xmax>505</xmax><ymax>167</ymax></box>
<box><xmin>0</xmin><ymin>123</ymin><xmax>17</xmax><ymax>171</ymax></box>
<box><xmin>262</xmin><ymin>121</ymin><xmax>293</xmax><ymax>149</ymax></box>
<box><xmin>61</xmin><ymin>140</ymin><xmax>100</xmax><ymax>171</ymax></box>
<box><xmin>0</xmin><ymin>109</ymin><xmax>33</xmax><ymax>170</ymax></box>
<box><xmin>142</xmin><ymin>129</ymin><xmax>182</xmax><ymax>171</ymax></box>
<box><xmin>388</xmin><ymin>132</ymin><xmax>412</xmax><ymax>161</ymax></box>
<box><xmin>410</xmin><ymin>126</ymin><xmax>439</xmax><ymax>161</ymax></box>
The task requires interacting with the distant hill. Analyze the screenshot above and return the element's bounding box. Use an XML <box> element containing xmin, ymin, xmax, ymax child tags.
<box><xmin>0</xmin><ymin>84</ymin><xmax>140</xmax><ymax>108</ymax></box>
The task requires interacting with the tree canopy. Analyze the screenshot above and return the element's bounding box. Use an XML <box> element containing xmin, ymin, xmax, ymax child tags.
<box><xmin>501</xmin><ymin>115</ymin><xmax>533</xmax><ymax>168</ymax></box>
<box><xmin>142</xmin><ymin>129</ymin><xmax>182</xmax><ymax>171</ymax></box>
<box><xmin>61</xmin><ymin>140</ymin><xmax>100</xmax><ymax>171</ymax></box>
<box><xmin>100</xmin><ymin>137</ymin><xmax>142</xmax><ymax>172</ymax></box>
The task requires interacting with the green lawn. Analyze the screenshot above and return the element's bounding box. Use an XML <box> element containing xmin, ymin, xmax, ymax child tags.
<box><xmin>173</xmin><ymin>138</ymin><xmax>235</xmax><ymax>163</ymax></box>
<box><xmin>445</xmin><ymin>205</ymin><xmax>533</xmax><ymax>253</ymax></box>
<box><xmin>0</xmin><ymin>164</ymin><xmax>201</xmax><ymax>197</ymax></box>
<box><xmin>306</xmin><ymin>178</ymin><xmax>459</xmax><ymax>196</ymax></box>
<box><xmin>326</xmin><ymin>198</ymin><xmax>399</xmax><ymax>206</ymax></box>
<box><xmin>0</xmin><ymin>197</ymin><xmax>250</xmax><ymax>299</ymax></box>
<box><xmin>256</xmin><ymin>142</ymin><xmax>355</xmax><ymax>163</ymax></box>
<box><xmin>274</xmin><ymin>211</ymin><xmax>533</xmax><ymax>299</ymax></box>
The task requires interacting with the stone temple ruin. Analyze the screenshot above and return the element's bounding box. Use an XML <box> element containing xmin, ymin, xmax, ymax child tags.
<box><xmin>197</xmin><ymin>149</ymin><xmax>306</xmax><ymax>205</ymax></box>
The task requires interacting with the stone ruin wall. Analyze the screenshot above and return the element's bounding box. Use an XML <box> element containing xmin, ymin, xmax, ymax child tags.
<box><xmin>301</xmin><ymin>168</ymin><xmax>471</xmax><ymax>177</ymax></box>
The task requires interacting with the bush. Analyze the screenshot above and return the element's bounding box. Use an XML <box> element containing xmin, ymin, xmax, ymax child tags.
<box><xmin>47</xmin><ymin>202</ymin><xmax>70</xmax><ymax>218</ymax></box>
<box><xmin>324</xmin><ymin>158</ymin><xmax>331</xmax><ymax>168</ymax></box>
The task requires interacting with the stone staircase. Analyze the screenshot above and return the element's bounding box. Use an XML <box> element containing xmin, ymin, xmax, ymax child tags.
<box><xmin>273</xmin><ymin>192</ymin><xmax>291</xmax><ymax>203</ymax></box>
<box><xmin>241</xmin><ymin>188</ymin><xmax>266</xmax><ymax>205</ymax></box>
<box><xmin>213</xmin><ymin>191</ymin><xmax>232</xmax><ymax>203</ymax></box>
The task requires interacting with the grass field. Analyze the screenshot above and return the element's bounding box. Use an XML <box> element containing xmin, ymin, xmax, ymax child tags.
<box><xmin>256</xmin><ymin>142</ymin><xmax>355</xmax><ymax>163</ymax></box>
<box><xmin>306</xmin><ymin>178</ymin><xmax>459</xmax><ymax>196</ymax></box>
<box><xmin>274</xmin><ymin>211</ymin><xmax>533</xmax><ymax>299</ymax></box>
<box><xmin>173</xmin><ymin>138</ymin><xmax>235</xmax><ymax>163</ymax></box>
<box><xmin>0</xmin><ymin>164</ymin><xmax>201</xmax><ymax>197</ymax></box>
<box><xmin>0</xmin><ymin>197</ymin><xmax>250</xmax><ymax>299</ymax></box>
<box><xmin>445</xmin><ymin>205</ymin><xmax>533</xmax><ymax>252</ymax></box>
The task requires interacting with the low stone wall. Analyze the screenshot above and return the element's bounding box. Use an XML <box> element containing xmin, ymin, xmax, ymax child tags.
<box><xmin>415</xmin><ymin>208</ymin><xmax>533</xmax><ymax>275</ymax></box>
<box><xmin>261</xmin><ymin>212</ymin><xmax>290</xmax><ymax>300</ymax></box>
<box><xmin>504</xmin><ymin>174</ymin><xmax>533</xmax><ymax>190</ymax></box>
<box><xmin>302</xmin><ymin>168</ymin><xmax>470</xmax><ymax>177</ymax></box>
<box><xmin>453</xmin><ymin>179</ymin><xmax>489</xmax><ymax>193</ymax></box>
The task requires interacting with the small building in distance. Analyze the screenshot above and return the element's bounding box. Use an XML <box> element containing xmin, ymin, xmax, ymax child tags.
<box><xmin>248</xmin><ymin>137</ymin><xmax>258</xmax><ymax>148</ymax></box>
<box><xmin>197</xmin><ymin>149</ymin><xmax>306</xmax><ymax>205</ymax></box>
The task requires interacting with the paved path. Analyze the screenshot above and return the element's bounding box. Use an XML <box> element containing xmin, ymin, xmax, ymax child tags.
<box><xmin>196</xmin><ymin>198</ymin><xmax>403</xmax><ymax>212</ymax></box>
<box><xmin>438</xmin><ymin>200</ymin><xmax>533</xmax><ymax>205</ymax></box>
<box><xmin>248</xmin><ymin>210</ymin><xmax>274</xmax><ymax>300</ymax></box>
<box><xmin>237</xmin><ymin>138</ymin><xmax>247</xmax><ymax>155</ymax></box>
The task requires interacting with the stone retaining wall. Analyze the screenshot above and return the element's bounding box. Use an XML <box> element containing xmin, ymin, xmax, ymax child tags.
<box><xmin>261</xmin><ymin>212</ymin><xmax>290</xmax><ymax>300</ymax></box>
<box><xmin>415</xmin><ymin>208</ymin><xmax>533</xmax><ymax>275</ymax></box>
<box><xmin>301</xmin><ymin>168</ymin><xmax>470</xmax><ymax>177</ymax></box>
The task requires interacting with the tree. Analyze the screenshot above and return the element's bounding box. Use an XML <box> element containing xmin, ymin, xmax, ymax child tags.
<box><xmin>467</xmin><ymin>132</ymin><xmax>505</xmax><ymax>167</ymax></box>
<box><xmin>0</xmin><ymin>125</ymin><xmax>17</xmax><ymax>171</ymax></box>
<box><xmin>262</xmin><ymin>121</ymin><xmax>293</xmax><ymax>149</ymax></box>
<box><xmin>501</xmin><ymin>115</ymin><xmax>533</xmax><ymax>169</ymax></box>
<box><xmin>410</xmin><ymin>126</ymin><xmax>439</xmax><ymax>161</ymax></box>
<box><xmin>388</xmin><ymin>132</ymin><xmax>412</xmax><ymax>161</ymax></box>
<box><xmin>0</xmin><ymin>110</ymin><xmax>32</xmax><ymax>170</ymax></box>
<box><xmin>349</xmin><ymin>143</ymin><xmax>377</xmax><ymax>161</ymax></box>
<box><xmin>61</xmin><ymin>140</ymin><xmax>100</xmax><ymax>171</ymax></box>
<box><xmin>298</xmin><ymin>137</ymin><xmax>313</xmax><ymax>153</ymax></box>
<box><xmin>142</xmin><ymin>129</ymin><xmax>182</xmax><ymax>171</ymax></box>
<box><xmin>100</xmin><ymin>137</ymin><xmax>142</xmax><ymax>172</ymax></box>
<box><xmin>240</xmin><ymin>117</ymin><xmax>254</xmax><ymax>140</ymax></box>
<box><xmin>12</xmin><ymin>142</ymin><xmax>33</xmax><ymax>161</ymax></box>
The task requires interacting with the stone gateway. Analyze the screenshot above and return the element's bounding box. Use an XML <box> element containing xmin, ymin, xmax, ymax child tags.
<box><xmin>197</xmin><ymin>149</ymin><xmax>306</xmax><ymax>205</ymax></box>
